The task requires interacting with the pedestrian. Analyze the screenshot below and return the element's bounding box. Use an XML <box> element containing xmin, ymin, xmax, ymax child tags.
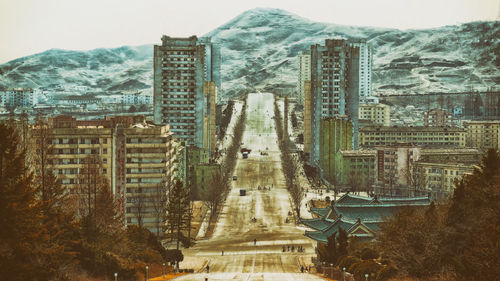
<box><xmin>254</xmin><ymin>238</ymin><xmax>257</xmax><ymax>245</ymax></box>
<box><xmin>291</xmin><ymin>245</ymin><xmax>294</xmax><ymax>252</ymax></box>
<box><xmin>222</xmin><ymin>250</ymin><xmax>224</xmax><ymax>256</ymax></box>
<box><xmin>287</xmin><ymin>245</ymin><xmax>290</xmax><ymax>251</ymax></box>
<box><xmin>206</xmin><ymin>265</ymin><xmax>210</xmax><ymax>273</ymax></box>
<box><xmin>301</xmin><ymin>266</ymin><xmax>304</xmax><ymax>273</ymax></box>
<box><xmin>282</xmin><ymin>245</ymin><xmax>286</xmax><ymax>252</ymax></box>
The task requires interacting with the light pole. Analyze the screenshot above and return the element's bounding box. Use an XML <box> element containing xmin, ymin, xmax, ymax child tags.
<box><xmin>114</xmin><ymin>273</ymin><xmax>117</xmax><ymax>281</ymax></box>
<box><xmin>365</xmin><ymin>273</ymin><xmax>369</xmax><ymax>281</ymax></box>
<box><xmin>145</xmin><ymin>266</ymin><xmax>149</xmax><ymax>281</ymax></box>
<box><xmin>163</xmin><ymin>263</ymin><xmax>166</xmax><ymax>278</ymax></box>
<box><xmin>343</xmin><ymin>267</ymin><xmax>346</xmax><ymax>281</ymax></box>
<box><xmin>330</xmin><ymin>264</ymin><xmax>333</xmax><ymax>278</ymax></box>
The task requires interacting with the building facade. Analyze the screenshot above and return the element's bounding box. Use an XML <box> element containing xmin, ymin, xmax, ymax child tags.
<box><xmin>375</xmin><ymin>143</ymin><xmax>422</xmax><ymax>196</ymax></box>
<box><xmin>30</xmin><ymin>116</ymin><xmax>179</xmax><ymax>234</ymax></box>
<box><xmin>348</xmin><ymin>40</ymin><xmax>372</xmax><ymax>102</ymax></box>
<box><xmin>297</xmin><ymin>51</ymin><xmax>311</xmax><ymax>106</ymax></box>
<box><xmin>359</xmin><ymin>103</ymin><xmax>391</xmax><ymax>126</ymax></box>
<box><xmin>463</xmin><ymin>120</ymin><xmax>500</xmax><ymax>151</ymax></box>
<box><xmin>424</xmin><ymin>109</ymin><xmax>454</xmax><ymax>126</ymax></box>
<box><xmin>339</xmin><ymin>150</ymin><xmax>376</xmax><ymax>190</ymax></box>
<box><xmin>319</xmin><ymin>117</ymin><xmax>353</xmax><ymax>184</ymax></box>
<box><xmin>413</xmin><ymin>162</ymin><xmax>474</xmax><ymax>200</ymax></box>
<box><xmin>0</xmin><ymin>88</ymin><xmax>35</xmax><ymax>108</ymax></box>
<box><xmin>153</xmin><ymin>36</ymin><xmax>219</xmax><ymax>155</ymax></box>
<box><xmin>359</xmin><ymin>126</ymin><xmax>466</xmax><ymax>148</ymax></box>
<box><xmin>307</xmin><ymin>39</ymin><xmax>360</xmax><ymax>168</ymax></box>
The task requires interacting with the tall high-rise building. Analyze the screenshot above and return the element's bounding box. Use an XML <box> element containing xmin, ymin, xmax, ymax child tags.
<box><xmin>153</xmin><ymin>36</ymin><xmax>220</xmax><ymax>154</ymax></box>
<box><xmin>349</xmin><ymin>40</ymin><xmax>372</xmax><ymax>102</ymax></box>
<box><xmin>297</xmin><ymin>51</ymin><xmax>311</xmax><ymax>106</ymax></box>
<box><xmin>306</xmin><ymin>39</ymin><xmax>360</xmax><ymax>169</ymax></box>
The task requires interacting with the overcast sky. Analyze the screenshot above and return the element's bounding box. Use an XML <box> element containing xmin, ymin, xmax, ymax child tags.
<box><xmin>0</xmin><ymin>0</ymin><xmax>498</xmax><ymax>63</ymax></box>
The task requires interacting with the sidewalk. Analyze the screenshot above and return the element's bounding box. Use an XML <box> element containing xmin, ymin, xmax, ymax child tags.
<box><xmin>149</xmin><ymin>272</ymin><xmax>187</xmax><ymax>280</ymax></box>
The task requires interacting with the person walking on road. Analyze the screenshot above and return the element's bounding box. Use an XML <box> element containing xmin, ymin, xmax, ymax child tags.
<box><xmin>206</xmin><ymin>265</ymin><xmax>210</xmax><ymax>273</ymax></box>
<box><xmin>254</xmin><ymin>238</ymin><xmax>257</xmax><ymax>245</ymax></box>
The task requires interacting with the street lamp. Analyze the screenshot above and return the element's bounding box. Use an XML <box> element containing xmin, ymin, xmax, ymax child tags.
<box><xmin>163</xmin><ymin>263</ymin><xmax>166</xmax><ymax>278</ymax></box>
<box><xmin>114</xmin><ymin>273</ymin><xmax>118</xmax><ymax>281</ymax></box>
<box><xmin>343</xmin><ymin>267</ymin><xmax>346</xmax><ymax>281</ymax></box>
<box><xmin>330</xmin><ymin>264</ymin><xmax>334</xmax><ymax>278</ymax></box>
<box><xmin>365</xmin><ymin>273</ymin><xmax>369</xmax><ymax>281</ymax></box>
<box><xmin>145</xmin><ymin>266</ymin><xmax>149</xmax><ymax>281</ymax></box>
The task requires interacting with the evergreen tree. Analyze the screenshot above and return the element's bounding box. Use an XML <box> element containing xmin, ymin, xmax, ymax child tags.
<box><xmin>166</xmin><ymin>179</ymin><xmax>191</xmax><ymax>249</ymax></box>
<box><xmin>337</xmin><ymin>227</ymin><xmax>348</xmax><ymax>258</ymax></box>
<box><xmin>0</xmin><ymin>124</ymin><xmax>41</xmax><ymax>280</ymax></box>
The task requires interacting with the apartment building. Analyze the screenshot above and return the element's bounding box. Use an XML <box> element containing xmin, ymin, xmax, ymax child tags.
<box><xmin>0</xmin><ymin>88</ymin><xmax>36</xmax><ymax>108</ymax></box>
<box><xmin>297</xmin><ymin>51</ymin><xmax>311</xmax><ymax>106</ymax></box>
<box><xmin>375</xmin><ymin>143</ymin><xmax>421</xmax><ymax>195</ymax></box>
<box><xmin>463</xmin><ymin>120</ymin><xmax>500</xmax><ymax>150</ymax></box>
<box><xmin>424</xmin><ymin>109</ymin><xmax>454</xmax><ymax>126</ymax></box>
<box><xmin>153</xmin><ymin>36</ymin><xmax>219</xmax><ymax>155</ymax></box>
<box><xmin>30</xmin><ymin>115</ymin><xmax>179</xmax><ymax>234</ymax></box>
<box><xmin>306</xmin><ymin>39</ymin><xmax>360</xmax><ymax>168</ymax></box>
<box><xmin>413</xmin><ymin>162</ymin><xmax>474</xmax><ymax>200</ymax></box>
<box><xmin>359</xmin><ymin>126</ymin><xmax>466</xmax><ymax>148</ymax></box>
<box><xmin>419</xmin><ymin>148</ymin><xmax>481</xmax><ymax>164</ymax></box>
<box><xmin>359</xmin><ymin>103</ymin><xmax>391</xmax><ymax>126</ymax></box>
<box><xmin>348</xmin><ymin>39</ymin><xmax>372</xmax><ymax>102</ymax></box>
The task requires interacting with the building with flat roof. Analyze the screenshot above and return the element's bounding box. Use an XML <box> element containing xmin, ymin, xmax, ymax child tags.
<box><xmin>359</xmin><ymin>103</ymin><xmax>390</xmax><ymax>126</ymax></box>
<box><xmin>306</xmin><ymin>39</ymin><xmax>360</xmax><ymax>168</ymax></box>
<box><xmin>30</xmin><ymin>115</ymin><xmax>179</xmax><ymax>234</ymax></box>
<box><xmin>153</xmin><ymin>36</ymin><xmax>219</xmax><ymax>155</ymax></box>
<box><xmin>339</xmin><ymin>150</ymin><xmax>376</xmax><ymax>191</ymax></box>
<box><xmin>297</xmin><ymin>51</ymin><xmax>311</xmax><ymax>106</ymax></box>
<box><xmin>319</xmin><ymin>117</ymin><xmax>352</xmax><ymax>184</ymax></box>
<box><xmin>359</xmin><ymin>126</ymin><xmax>466</xmax><ymax>148</ymax></box>
<box><xmin>462</xmin><ymin>120</ymin><xmax>500</xmax><ymax>151</ymax></box>
<box><xmin>413</xmin><ymin>162</ymin><xmax>474</xmax><ymax>201</ymax></box>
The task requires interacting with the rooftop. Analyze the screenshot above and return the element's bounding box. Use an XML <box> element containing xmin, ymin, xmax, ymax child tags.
<box><xmin>360</xmin><ymin>125</ymin><xmax>465</xmax><ymax>132</ymax></box>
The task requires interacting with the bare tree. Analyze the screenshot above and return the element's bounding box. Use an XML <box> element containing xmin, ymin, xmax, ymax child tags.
<box><xmin>347</xmin><ymin>170</ymin><xmax>362</xmax><ymax>194</ymax></box>
<box><xmin>404</xmin><ymin>164</ymin><xmax>429</xmax><ymax>197</ymax></box>
<box><xmin>201</xmin><ymin>171</ymin><xmax>227</xmax><ymax>221</ymax></box>
<box><xmin>150</xmin><ymin>180</ymin><xmax>168</xmax><ymax>237</ymax></box>
<box><xmin>132</xmin><ymin>190</ymin><xmax>147</xmax><ymax>229</ymax></box>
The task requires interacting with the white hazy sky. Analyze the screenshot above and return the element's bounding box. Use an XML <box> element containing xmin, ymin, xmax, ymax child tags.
<box><xmin>0</xmin><ymin>0</ymin><xmax>498</xmax><ymax>63</ymax></box>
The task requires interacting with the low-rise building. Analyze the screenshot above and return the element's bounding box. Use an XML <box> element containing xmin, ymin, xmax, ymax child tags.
<box><xmin>413</xmin><ymin>162</ymin><xmax>474</xmax><ymax>200</ymax></box>
<box><xmin>359</xmin><ymin>103</ymin><xmax>391</xmax><ymax>126</ymax></box>
<box><xmin>375</xmin><ymin>143</ymin><xmax>421</xmax><ymax>196</ymax></box>
<box><xmin>419</xmin><ymin>148</ymin><xmax>481</xmax><ymax>164</ymax></box>
<box><xmin>302</xmin><ymin>193</ymin><xmax>431</xmax><ymax>243</ymax></box>
<box><xmin>359</xmin><ymin>126</ymin><xmax>466</xmax><ymax>148</ymax></box>
<box><xmin>463</xmin><ymin>120</ymin><xmax>500</xmax><ymax>151</ymax></box>
<box><xmin>339</xmin><ymin>150</ymin><xmax>376</xmax><ymax>191</ymax></box>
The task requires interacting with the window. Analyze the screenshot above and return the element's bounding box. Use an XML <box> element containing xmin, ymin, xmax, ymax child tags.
<box><xmin>103</xmin><ymin>158</ymin><xmax>107</xmax><ymax>164</ymax></box>
<box><xmin>126</xmin><ymin>217</ymin><xmax>131</xmax><ymax>223</ymax></box>
<box><xmin>103</xmin><ymin>148</ymin><xmax>107</xmax><ymax>154</ymax></box>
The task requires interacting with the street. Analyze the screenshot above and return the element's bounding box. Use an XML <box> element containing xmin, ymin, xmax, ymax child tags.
<box><xmin>176</xmin><ymin>93</ymin><xmax>323</xmax><ymax>280</ymax></box>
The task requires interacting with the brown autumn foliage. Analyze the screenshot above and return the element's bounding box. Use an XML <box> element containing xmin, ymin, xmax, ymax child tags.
<box><xmin>0</xmin><ymin>123</ymin><xmax>168</xmax><ymax>281</ymax></box>
<box><xmin>378</xmin><ymin>149</ymin><xmax>500</xmax><ymax>281</ymax></box>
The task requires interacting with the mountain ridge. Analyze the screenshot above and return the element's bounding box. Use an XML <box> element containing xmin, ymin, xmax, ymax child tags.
<box><xmin>1</xmin><ymin>8</ymin><xmax>498</xmax><ymax>98</ymax></box>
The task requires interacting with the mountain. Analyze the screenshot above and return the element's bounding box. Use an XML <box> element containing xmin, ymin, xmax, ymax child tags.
<box><xmin>0</xmin><ymin>8</ymin><xmax>499</xmax><ymax>98</ymax></box>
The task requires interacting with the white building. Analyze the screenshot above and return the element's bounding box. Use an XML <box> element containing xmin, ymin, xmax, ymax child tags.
<box><xmin>359</xmin><ymin>103</ymin><xmax>391</xmax><ymax>126</ymax></box>
<box><xmin>297</xmin><ymin>51</ymin><xmax>311</xmax><ymax>106</ymax></box>
<box><xmin>0</xmin><ymin>88</ymin><xmax>37</xmax><ymax>108</ymax></box>
<box><xmin>349</xmin><ymin>40</ymin><xmax>372</xmax><ymax>102</ymax></box>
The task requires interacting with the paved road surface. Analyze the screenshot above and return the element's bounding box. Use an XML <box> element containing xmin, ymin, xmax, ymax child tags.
<box><xmin>177</xmin><ymin>93</ymin><xmax>323</xmax><ymax>281</ymax></box>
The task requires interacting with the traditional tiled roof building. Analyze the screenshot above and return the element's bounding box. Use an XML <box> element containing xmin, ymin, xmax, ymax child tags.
<box><xmin>303</xmin><ymin>193</ymin><xmax>431</xmax><ymax>242</ymax></box>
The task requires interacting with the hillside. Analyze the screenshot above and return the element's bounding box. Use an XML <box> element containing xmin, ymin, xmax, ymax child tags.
<box><xmin>0</xmin><ymin>8</ymin><xmax>498</xmax><ymax>99</ymax></box>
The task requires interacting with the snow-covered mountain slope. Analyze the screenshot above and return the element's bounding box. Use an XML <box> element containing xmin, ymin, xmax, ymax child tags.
<box><xmin>0</xmin><ymin>8</ymin><xmax>498</xmax><ymax>98</ymax></box>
